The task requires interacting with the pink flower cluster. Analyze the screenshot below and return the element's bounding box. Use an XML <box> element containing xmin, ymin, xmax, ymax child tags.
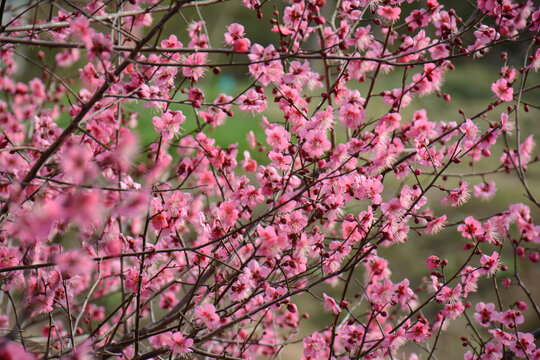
<box><xmin>0</xmin><ymin>0</ymin><xmax>538</xmax><ymax>359</ymax></box>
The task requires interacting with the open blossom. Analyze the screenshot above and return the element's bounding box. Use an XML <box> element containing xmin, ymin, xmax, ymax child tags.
<box><xmin>480</xmin><ymin>342</ymin><xmax>503</xmax><ymax>360</ymax></box>
<box><xmin>217</xmin><ymin>200</ymin><xmax>239</xmax><ymax>227</ymax></box>
<box><xmin>377</xmin><ymin>6</ymin><xmax>401</xmax><ymax>22</ymax></box>
<box><xmin>248</xmin><ymin>44</ymin><xmax>283</xmax><ymax>86</ymax></box>
<box><xmin>224</xmin><ymin>23</ymin><xmax>251</xmax><ymax>53</ymax></box>
<box><xmin>182</xmin><ymin>53</ymin><xmax>207</xmax><ymax>81</ymax></box>
<box><xmin>168</xmin><ymin>332</ymin><xmax>194</xmax><ymax>356</ymax></box>
<box><xmin>441</xmin><ymin>182</ymin><xmax>470</xmax><ymax>207</ymax></box>
<box><xmin>303</xmin><ymin>130</ymin><xmax>331</xmax><ymax>157</ymax></box>
<box><xmin>322</xmin><ymin>293</ymin><xmax>341</xmax><ymax>315</ymax></box>
<box><xmin>460</xmin><ymin>119</ymin><xmax>479</xmax><ymax>141</ymax></box>
<box><xmin>195</xmin><ymin>304</ymin><xmax>220</xmax><ymax>329</ymax></box>
<box><xmin>425</xmin><ymin>215</ymin><xmax>447</xmax><ymax>234</ymax></box>
<box><xmin>474</xmin><ymin>302</ymin><xmax>496</xmax><ymax>327</ymax></box>
<box><xmin>473</xmin><ymin>181</ymin><xmax>497</xmax><ymax>200</ymax></box>
<box><xmin>457</xmin><ymin>216</ymin><xmax>483</xmax><ymax>239</ymax></box>
<box><xmin>265</xmin><ymin>124</ymin><xmax>291</xmax><ymax>152</ymax></box>
<box><xmin>152</xmin><ymin>110</ymin><xmax>185</xmax><ymax>140</ymax></box>
<box><xmin>435</xmin><ymin>284</ymin><xmax>462</xmax><ymax>304</ymax></box>
<box><xmin>509</xmin><ymin>332</ymin><xmax>535</xmax><ymax>358</ymax></box>
<box><xmin>491</xmin><ymin>78</ymin><xmax>514</xmax><ymax>102</ymax></box>
<box><xmin>303</xmin><ymin>332</ymin><xmax>327</xmax><ymax>359</ymax></box>
<box><xmin>406</xmin><ymin>320</ymin><xmax>431</xmax><ymax>342</ymax></box>
<box><xmin>479</xmin><ymin>251</ymin><xmax>500</xmax><ymax>276</ymax></box>
<box><xmin>238</xmin><ymin>88</ymin><xmax>266</xmax><ymax>113</ymax></box>
<box><xmin>496</xmin><ymin>309</ymin><xmax>525</xmax><ymax>330</ymax></box>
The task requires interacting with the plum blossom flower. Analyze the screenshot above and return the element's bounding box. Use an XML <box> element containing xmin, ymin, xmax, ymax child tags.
<box><xmin>265</xmin><ymin>124</ymin><xmax>291</xmax><ymax>152</ymax></box>
<box><xmin>168</xmin><ymin>332</ymin><xmax>194</xmax><ymax>356</ymax></box>
<box><xmin>248</xmin><ymin>44</ymin><xmax>283</xmax><ymax>86</ymax></box>
<box><xmin>480</xmin><ymin>342</ymin><xmax>502</xmax><ymax>360</ymax></box>
<box><xmin>61</xmin><ymin>143</ymin><xmax>97</xmax><ymax>183</ymax></box>
<box><xmin>474</xmin><ymin>302</ymin><xmax>496</xmax><ymax>327</ymax></box>
<box><xmin>224</xmin><ymin>23</ymin><xmax>251</xmax><ymax>53</ymax></box>
<box><xmin>195</xmin><ymin>304</ymin><xmax>220</xmax><ymax>329</ymax></box>
<box><xmin>491</xmin><ymin>79</ymin><xmax>513</xmax><ymax>102</ymax></box>
<box><xmin>238</xmin><ymin>89</ymin><xmax>266</xmax><ymax>114</ymax></box>
<box><xmin>473</xmin><ymin>181</ymin><xmax>497</xmax><ymax>200</ymax></box>
<box><xmin>509</xmin><ymin>332</ymin><xmax>535</xmax><ymax>358</ymax></box>
<box><xmin>460</xmin><ymin>119</ymin><xmax>479</xmax><ymax>141</ymax></box>
<box><xmin>377</xmin><ymin>6</ymin><xmax>401</xmax><ymax>22</ymax></box>
<box><xmin>303</xmin><ymin>130</ymin><xmax>331</xmax><ymax>157</ymax></box>
<box><xmin>425</xmin><ymin>215</ymin><xmax>447</xmax><ymax>234</ymax></box>
<box><xmin>479</xmin><ymin>251</ymin><xmax>500</xmax><ymax>276</ymax></box>
<box><xmin>406</xmin><ymin>319</ymin><xmax>431</xmax><ymax>342</ymax></box>
<box><xmin>303</xmin><ymin>332</ymin><xmax>327</xmax><ymax>359</ymax></box>
<box><xmin>217</xmin><ymin>200</ymin><xmax>239</xmax><ymax>227</ymax></box>
<box><xmin>495</xmin><ymin>309</ymin><xmax>524</xmax><ymax>330</ymax></box>
<box><xmin>441</xmin><ymin>182</ymin><xmax>470</xmax><ymax>207</ymax></box>
<box><xmin>435</xmin><ymin>284</ymin><xmax>462</xmax><ymax>304</ymax></box>
<box><xmin>457</xmin><ymin>216</ymin><xmax>483</xmax><ymax>239</ymax></box>
<box><xmin>369</xmin><ymin>278</ymin><xmax>395</xmax><ymax>306</ymax></box>
<box><xmin>152</xmin><ymin>110</ymin><xmax>185</xmax><ymax>140</ymax></box>
<box><xmin>182</xmin><ymin>53</ymin><xmax>207</xmax><ymax>81</ymax></box>
<box><xmin>322</xmin><ymin>293</ymin><xmax>341</xmax><ymax>315</ymax></box>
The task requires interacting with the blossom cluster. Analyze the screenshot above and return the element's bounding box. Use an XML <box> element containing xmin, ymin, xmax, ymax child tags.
<box><xmin>0</xmin><ymin>0</ymin><xmax>539</xmax><ymax>359</ymax></box>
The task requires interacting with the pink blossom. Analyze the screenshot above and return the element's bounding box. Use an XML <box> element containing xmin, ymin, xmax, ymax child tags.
<box><xmin>322</xmin><ymin>293</ymin><xmax>341</xmax><ymax>315</ymax></box>
<box><xmin>182</xmin><ymin>53</ymin><xmax>207</xmax><ymax>81</ymax></box>
<box><xmin>369</xmin><ymin>278</ymin><xmax>395</xmax><ymax>306</ymax></box>
<box><xmin>303</xmin><ymin>332</ymin><xmax>327</xmax><ymax>359</ymax></box>
<box><xmin>457</xmin><ymin>216</ymin><xmax>483</xmax><ymax>239</ymax></box>
<box><xmin>55</xmin><ymin>249</ymin><xmax>93</xmax><ymax>279</ymax></box>
<box><xmin>460</xmin><ymin>119</ymin><xmax>479</xmax><ymax>141</ymax></box>
<box><xmin>225</xmin><ymin>23</ymin><xmax>251</xmax><ymax>53</ymax></box>
<box><xmin>474</xmin><ymin>302</ymin><xmax>496</xmax><ymax>327</ymax></box>
<box><xmin>509</xmin><ymin>332</ymin><xmax>535</xmax><ymax>358</ymax></box>
<box><xmin>195</xmin><ymin>303</ymin><xmax>220</xmax><ymax>329</ymax></box>
<box><xmin>303</xmin><ymin>130</ymin><xmax>331</xmax><ymax>157</ymax></box>
<box><xmin>479</xmin><ymin>251</ymin><xmax>500</xmax><ymax>276</ymax></box>
<box><xmin>168</xmin><ymin>332</ymin><xmax>194</xmax><ymax>356</ymax></box>
<box><xmin>152</xmin><ymin>110</ymin><xmax>185</xmax><ymax>140</ymax></box>
<box><xmin>435</xmin><ymin>284</ymin><xmax>462</xmax><ymax>304</ymax></box>
<box><xmin>491</xmin><ymin>79</ymin><xmax>514</xmax><ymax>102</ymax></box>
<box><xmin>473</xmin><ymin>181</ymin><xmax>497</xmax><ymax>200</ymax></box>
<box><xmin>495</xmin><ymin>309</ymin><xmax>524</xmax><ymax>329</ymax></box>
<box><xmin>406</xmin><ymin>320</ymin><xmax>431</xmax><ymax>342</ymax></box>
<box><xmin>425</xmin><ymin>215</ymin><xmax>447</xmax><ymax>234</ymax></box>
<box><xmin>377</xmin><ymin>6</ymin><xmax>401</xmax><ymax>22</ymax></box>
<box><xmin>86</xmin><ymin>33</ymin><xmax>112</xmax><ymax>61</ymax></box>
<box><xmin>161</xmin><ymin>34</ymin><xmax>182</xmax><ymax>49</ymax></box>
<box><xmin>0</xmin><ymin>339</ymin><xmax>34</xmax><ymax>360</ymax></box>
<box><xmin>217</xmin><ymin>200</ymin><xmax>239</xmax><ymax>227</ymax></box>
<box><xmin>238</xmin><ymin>89</ymin><xmax>267</xmax><ymax>113</ymax></box>
<box><xmin>61</xmin><ymin>143</ymin><xmax>96</xmax><ymax>183</ymax></box>
<box><xmin>480</xmin><ymin>342</ymin><xmax>502</xmax><ymax>360</ymax></box>
<box><xmin>248</xmin><ymin>44</ymin><xmax>283</xmax><ymax>86</ymax></box>
<box><xmin>441</xmin><ymin>182</ymin><xmax>470</xmax><ymax>207</ymax></box>
<box><xmin>339</xmin><ymin>103</ymin><xmax>365</xmax><ymax>129</ymax></box>
<box><xmin>265</xmin><ymin>124</ymin><xmax>290</xmax><ymax>152</ymax></box>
